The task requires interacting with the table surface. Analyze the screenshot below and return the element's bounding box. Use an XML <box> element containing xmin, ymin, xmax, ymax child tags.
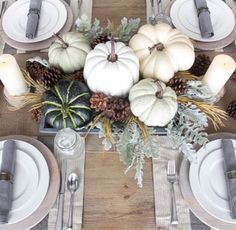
<box><xmin>0</xmin><ymin>1</ymin><xmax>236</xmax><ymax>229</ymax></box>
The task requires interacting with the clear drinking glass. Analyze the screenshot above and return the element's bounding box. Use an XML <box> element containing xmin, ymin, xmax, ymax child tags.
<box><xmin>54</xmin><ymin>128</ymin><xmax>84</xmax><ymax>159</ymax></box>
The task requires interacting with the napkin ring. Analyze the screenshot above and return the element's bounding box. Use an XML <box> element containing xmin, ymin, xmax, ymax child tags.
<box><xmin>226</xmin><ymin>170</ymin><xmax>236</xmax><ymax>180</ymax></box>
<box><xmin>0</xmin><ymin>172</ymin><xmax>14</xmax><ymax>183</ymax></box>
<box><xmin>28</xmin><ymin>8</ymin><xmax>40</xmax><ymax>17</ymax></box>
<box><xmin>197</xmin><ymin>7</ymin><xmax>210</xmax><ymax>16</ymax></box>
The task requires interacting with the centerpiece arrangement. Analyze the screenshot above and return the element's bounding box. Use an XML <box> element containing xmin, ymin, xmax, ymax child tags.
<box><xmin>4</xmin><ymin>15</ymin><xmax>233</xmax><ymax>187</ymax></box>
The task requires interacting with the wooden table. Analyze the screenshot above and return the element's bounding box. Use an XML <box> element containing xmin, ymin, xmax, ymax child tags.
<box><xmin>0</xmin><ymin>1</ymin><xmax>235</xmax><ymax>229</ymax></box>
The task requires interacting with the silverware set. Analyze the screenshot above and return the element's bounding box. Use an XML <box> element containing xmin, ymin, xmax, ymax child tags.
<box><xmin>149</xmin><ymin>0</ymin><xmax>172</xmax><ymax>25</ymax></box>
<box><xmin>167</xmin><ymin>160</ymin><xmax>178</xmax><ymax>225</ymax></box>
<box><xmin>55</xmin><ymin>160</ymin><xmax>80</xmax><ymax>230</ymax></box>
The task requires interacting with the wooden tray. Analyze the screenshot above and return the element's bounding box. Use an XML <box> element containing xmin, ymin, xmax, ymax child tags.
<box><xmin>0</xmin><ymin>0</ymin><xmax>73</xmax><ymax>51</ymax></box>
<box><xmin>165</xmin><ymin>0</ymin><xmax>236</xmax><ymax>50</ymax></box>
<box><xmin>180</xmin><ymin>132</ymin><xmax>236</xmax><ymax>230</ymax></box>
<box><xmin>0</xmin><ymin>135</ymin><xmax>60</xmax><ymax>230</ymax></box>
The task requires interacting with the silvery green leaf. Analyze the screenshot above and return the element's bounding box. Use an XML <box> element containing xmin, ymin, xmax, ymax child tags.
<box><xmin>102</xmin><ymin>138</ymin><xmax>113</xmax><ymax>151</ymax></box>
<box><xmin>75</xmin><ymin>14</ymin><xmax>91</xmax><ymax>32</ymax></box>
<box><xmin>186</xmin><ymin>80</ymin><xmax>216</xmax><ymax>103</ymax></box>
<box><xmin>116</xmin><ymin>17</ymin><xmax>140</xmax><ymax>43</ymax></box>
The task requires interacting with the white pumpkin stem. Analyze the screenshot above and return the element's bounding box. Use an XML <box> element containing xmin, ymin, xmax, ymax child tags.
<box><xmin>53</xmin><ymin>33</ymin><xmax>69</xmax><ymax>49</ymax></box>
<box><xmin>107</xmin><ymin>36</ymin><xmax>118</xmax><ymax>62</ymax></box>
<box><xmin>155</xmin><ymin>80</ymin><xmax>163</xmax><ymax>99</ymax></box>
<box><xmin>149</xmin><ymin>43</ymin><xmax>164</xmax><ymax>53</ymax></box>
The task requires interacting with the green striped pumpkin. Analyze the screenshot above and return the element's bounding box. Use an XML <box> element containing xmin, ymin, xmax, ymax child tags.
<box><xmin>41</xmin><ymin>80</ymin><xmax>93</xmax><ymax>129</ymax></box>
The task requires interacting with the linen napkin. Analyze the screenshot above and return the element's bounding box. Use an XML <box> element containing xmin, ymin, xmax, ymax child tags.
<box><xmin>25</xmin><ymin>0</ymin><xmax>42</xmax><ymax>39</ymax></box>
<box><xmin>194</xmin><ymin>0</ymin><xmax>214</xmax><ymax>38</ymax></box>
<box><xmin>222</xmin><ymin>139</ymin><xmax>236</xmax><ymax>219</ymax></box>
<box><xmin>0</xmin><ymin>140</ymin><xmax>16</xmax><ymax>224</ymax></box>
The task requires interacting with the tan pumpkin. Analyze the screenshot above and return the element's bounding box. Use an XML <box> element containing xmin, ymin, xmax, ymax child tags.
<box><xmin>129</xmin><ymin>78</ymin><xmax>178</xmax><ymax>126</ymax></box>
<box><xmin>129</xmin><ymin>23</ymin><xmax>195</xmax><ymax>82</ymax></box>
<box><xmin>48</xmin><ymin>32</ymin><xmax>91</xmax><ymax>74</ymax></box>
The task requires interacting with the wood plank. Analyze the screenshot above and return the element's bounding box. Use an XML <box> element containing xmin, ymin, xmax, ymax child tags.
<box><xmin>83</xmin><ymin>135</ymin><xmax>156</xmax><ymax>230</ymax></box>
<box><xmin>93</xmin><ymin>0</ymin><xmax>146</xmax><ymax>25</ymax></box>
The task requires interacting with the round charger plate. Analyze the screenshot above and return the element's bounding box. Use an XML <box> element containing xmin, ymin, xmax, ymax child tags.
<box><xmin>180</xmin><ymin>132</ymin><xmax>236</xmax><ymax>230</ymax></box>
<box><xmin>2</xmin><ymin>0</ymin><xmax>67</xmax><ymax>43</ymax></box>
<box><xmin>165</xmin><ymin>0</ymin><xmax>236</xmax><ymax>50</ymax></box>
<box><xmin>0</xmin><ymin>0</ymin><xmax>73</xmax><ymax>51</ymax></box>
<box><xmin>170</xmin><ymin>0</ymin><xmax>235</xmax><ymax>42</ymax></box>
<box><xmin>0</xmin><ymin>136</ymin><xmax>60</xmax><ymax>230</ymax></box>
<box><xmin>189</xmin><ymin>139</ymin><xmax>236</xmax><ymax>223</ymax></box>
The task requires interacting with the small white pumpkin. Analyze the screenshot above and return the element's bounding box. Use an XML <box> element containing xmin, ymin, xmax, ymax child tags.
<box><xmin>129</xmin><ymin>23</ymin><xmax>195</xmax><ymax>82</ymax></box>
<box><xmin>84</xmin><ymin>40</ymin><xmax>139</xmax><ymax>97</ymax></box>
<box><xmin>129</xmin><ymin>78</ymin><xmax>178</xmax><ymax>126</ymax></box>
<box><xmin>48</xmin><ymin>32</ymin><xmax>91</xmax><ymax>74</ymax></box>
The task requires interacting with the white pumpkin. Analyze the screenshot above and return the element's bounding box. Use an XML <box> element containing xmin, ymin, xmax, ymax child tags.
<box><xmin>129</xmin><ymin>23</ymin><xmax>195</xmax><ymax>82</ymax></box>
<box><xmin>83</xmin><ymin>40</ymin><xmax>139</xmax><ymax>97</ymax></box>
<box><xmin>48</xmin><ymin>32</ymin><xmax>91</xmax><ymax>74</ymax></box>
<box><xmin>129</xmin><ymin>78</ymin><xmax>178</xmax><ymax>126</ymax></box>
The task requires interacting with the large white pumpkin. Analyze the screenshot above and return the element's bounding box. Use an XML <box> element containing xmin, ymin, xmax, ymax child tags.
<box><xmin>48</xmin><ymin>32</ymin><xmax>91</xmax><ymax>74</ymax></box>
<box><xmin>84</xmin><ymin>41</ymin><xmax>139</xmax><ymax>97</ymax></box>
<box><xmin>129</xmin><ymin>78</ymin><xmax>178</xmax><ymax>126</ymax></box>
<box><xmin>129</xmin><ymin>23</ymin><xmax>195</xmax><ymax>82</ymax></box>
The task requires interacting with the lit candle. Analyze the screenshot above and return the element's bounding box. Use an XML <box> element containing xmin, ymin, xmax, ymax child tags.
<box><xmin>0</xmin><ymin>54</ymin><xmax>28</xmax><ymax>96</ymax></box>
<box><xmin>202</xmin><ymin>54</ymin><xmax>236</xmax><ymax>95</ymax></box>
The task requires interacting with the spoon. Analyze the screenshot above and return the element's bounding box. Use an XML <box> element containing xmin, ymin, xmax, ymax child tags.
<box><xmin>149</xmin><ymin>0</ymin><xmax>156</xmax><ymax>25</ymax></box>
<box><xmin>66</xmin><ymin>173</ymin><xmax>80</xmax><ymax>230</ymax></box>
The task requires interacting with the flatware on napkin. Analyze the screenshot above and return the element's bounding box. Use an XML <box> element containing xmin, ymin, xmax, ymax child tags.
<box><xmin>193</xmin><ymin>0</ymin><xmax>214</xmax><ymax>38</ymax></box>
<box><xmin>0</xmin><ymin>140</ymin><xmax>16</xmax><ymax>224</ymax></box>
<box><xmin>222</xmin><ymin>139</ymin><xmax>236</xmax><ymax>219</ymax></box>
<box><xmin>25</xmin><ymin>0</ymin><xmax>42</xmax><ymax>39</ymax></box>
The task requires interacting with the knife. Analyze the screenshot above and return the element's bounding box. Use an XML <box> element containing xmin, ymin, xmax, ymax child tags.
<box><xmin>55</xmin><ymin>159</ymin><xmax>67</xmax><ymax>230</ymax></box>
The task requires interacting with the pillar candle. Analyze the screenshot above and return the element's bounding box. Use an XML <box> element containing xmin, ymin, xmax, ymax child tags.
<box><xmin>202</xmin><ymin>54</ymin><xmax>236</xmax><ymax>95</ymax></box>
<box><xmin>0</xmin><ymin>54</ymin><xmax>28</xmax><ymax>96</ymax></box>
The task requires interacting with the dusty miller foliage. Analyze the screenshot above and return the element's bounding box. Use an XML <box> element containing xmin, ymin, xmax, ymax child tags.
<box><xmin>185</xmin><ymin>80</ymin><xmax>217</xmax><ymax>103</ymax></box>
<box><xmin>167</xmin><ymin>103</ymin><xmax>209</xmax><ymax>161</ymax></box>
<box><xmin>95</xmin><ymin>122</ymin><xmax>159</xmax><ymax>188</ymax></box>
<box><xmin>75</xmin><ymin>14</ymin><xmax>140</xmax><ymax>44</ymax></box>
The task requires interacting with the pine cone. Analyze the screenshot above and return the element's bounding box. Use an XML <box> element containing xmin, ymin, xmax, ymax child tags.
<box><xmin>31</xmin><ymin>108</ymin><xmax>41</xmax><ymax>122</ymax></box>
<box><xmin>167</xmin><ymin>75</ymin><xmax>187</xmax><ymax>95</ymax></box>
<box><xmin>26</xmin><ymin>61</ymin><xmax>63</xmax><ymax>89</ymax></box>
<box><xmin>226</xmin><ymin>100</ymin><xmax>236</xmax><ymax>119</ymax></box>
<box><xmin>90</xmin><ymin>93</ymin><xmax>109</xmax><ymax>112</ymax></box>
<box><xmin>91</xmin><ymin>34</ymin><xmax>109</xmax><ymax>49</ymax></box>
<box><xmin>104</xmin><ymin>97</ymin><xmax>131</xmax><ymax>121</ymax></box>
<box><xmin>70</xmin><ymin>70</ymin><xmax>85</xmax><ymax>82</ymax></box>
<box><xmin>189</xmin><ymin>54</ymin><xmax>211</xmax><ymax>76</ymax></box>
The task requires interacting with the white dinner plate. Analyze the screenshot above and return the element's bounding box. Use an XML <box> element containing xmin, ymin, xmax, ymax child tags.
<box><xmin>0</xmin><ymin>140</ymin><xmax>49</xmax><ymax>224</ymax></box>
<box><xmin>189</xmin><ymin>139</ymin><xmax>236</xmax><ymax>223</ymax></box>
<box><xmin>2</xmin><ymin>0</ymin><xmax>67</xmax><ymax>43</ymax></box>
<box><xmin>170</xmin><ymin>0</ymin><xmax>235</xmax><ymax>42</ymax></box>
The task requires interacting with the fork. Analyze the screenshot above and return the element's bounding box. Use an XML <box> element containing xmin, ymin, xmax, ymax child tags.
<box><xmin>149</xmin><ymin>0</ymin><xmax>156</xmax><ymax>25</ymax></box>
<box><xmin>0</xmin><ymin>1</ymin><xmax>8</xmax><ymax>19</ymax></box>
<box><xmin>167</xmin><ymin>160</ymin><xmax>178</xmax><ymax>225</ymax></box>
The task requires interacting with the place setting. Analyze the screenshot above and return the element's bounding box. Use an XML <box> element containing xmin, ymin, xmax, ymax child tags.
<box><xmin>0</xmin><ymin>0</ymin><xmax>74</xmax><ymax>51</ymax></box>
<box><xmin>146</xmin><ymin>0</ymin><xmax>236</xmax><ymax>50</ymax></box>
<box><xmin>179</xmin><ymin>133</ymin><xmax>236</xmax><ymax>229</ymax></box>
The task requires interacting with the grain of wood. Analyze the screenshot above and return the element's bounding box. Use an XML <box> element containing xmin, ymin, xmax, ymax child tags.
<box><xmin>93</xmin><ymin>0</ymin><xmax>146</xmax><ymax>25</ymax></box>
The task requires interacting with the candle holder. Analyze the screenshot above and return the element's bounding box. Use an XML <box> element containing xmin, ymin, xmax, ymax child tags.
<box><xmin>213</xmin><ymin>86</ymin><xmax>225</xmax><ymax>104</ymax></box>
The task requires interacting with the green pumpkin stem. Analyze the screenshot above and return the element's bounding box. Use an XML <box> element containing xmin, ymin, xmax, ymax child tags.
<box><xmin>107</xmin><ymin>36</ymin><xmax>118</xmax><ymax>62</ymax></box>
<box><xmin>155</xmin><ymin>80</ymin><xmax>163</xmax><ymax>99</ymax></box>
<box><xmin>149</xmin><ymin>43</ymin><xmax>164</xmax><ymax>53</ymax></box>
<box><xmin>53</xmin><ymin>33</ymin><xmax>69</xmax><ymax>49</ymax></box>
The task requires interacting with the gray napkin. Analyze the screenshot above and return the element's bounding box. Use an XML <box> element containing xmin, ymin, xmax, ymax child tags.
<box><xmin>194</xmin><ymin>0</ymin><xmax>214</xmax><ymax>38</ymax></box>
<box><xmin>25</xmin><ymin>0</ymin><xmax>42</xmax><ymax>39</ymax></box>
<box><xmin>222</xmin><ymin>139</ymin><xmax>236</xmax><ymax>219</ymax></box>
<box><xmin>0</xmin><ymin>140</ymin><xmax>16</xmax><ymax>224</ymax></box>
